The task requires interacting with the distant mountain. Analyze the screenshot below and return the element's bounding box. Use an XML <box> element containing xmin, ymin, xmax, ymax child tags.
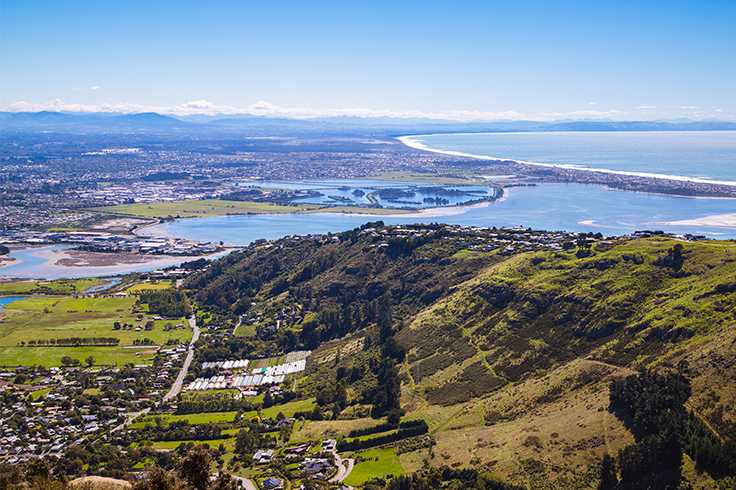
<box><xmin>1</xmin><ymin>111</ymin><xmax>735</xmax><ymax>135</ymax></box>
<box><xmin>0</xmin><ymin>110</ymin><xmax>190</xmax><ymax>131</ymax></box>
<box><xmin>109</xmin><ymin>112</ymin><xmax>185</xmax><ymax>126</ymax></box>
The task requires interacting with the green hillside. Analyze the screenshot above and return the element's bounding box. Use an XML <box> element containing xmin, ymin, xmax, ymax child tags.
<box><xmin>398</xmin><ymin>239</ymin><xmax>736</xmax><ymax>434</ymax></box>
<box><xmin>185</xmin><ymin>224</ymin><xmax>736</xmax><ymax>489</ymax></box>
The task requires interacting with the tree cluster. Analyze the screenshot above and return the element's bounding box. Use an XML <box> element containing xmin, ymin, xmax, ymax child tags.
<box><xmin>604</xmin><ymin>369</ymin><xmax>736</xmax><ymax>488</ymax></box>
<box><xmin>139</xmin><ymin>290</ymin><xmax>192</xmax><ymax>318</ymax></box>
<box><xmin>362</xmin><ymin>466</ymin><xmax>526</xmax><ymax>490</ymax></box>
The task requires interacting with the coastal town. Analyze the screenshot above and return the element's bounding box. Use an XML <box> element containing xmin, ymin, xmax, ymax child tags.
<box><xmin>0</xmin><ymin>112</ymin><xmax>733</xmax><ymax>490</ymax></box>
<box><xmin>0</xmin><ymin>230</ymin><xmax>222</xmax><ymax>256</ymax></box>
<box><xmin>4</xmin><ymin>128</ymin><xmax>736</xmax><ymax>237</ymax></box>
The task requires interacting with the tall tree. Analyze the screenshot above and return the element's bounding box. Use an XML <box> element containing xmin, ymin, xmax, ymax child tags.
<box><xmin>178</xmin><ymin>445</ymin><xmax>212</xmax><ymax>490</ymax></box>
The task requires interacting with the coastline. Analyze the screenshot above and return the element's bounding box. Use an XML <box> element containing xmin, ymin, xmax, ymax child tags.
<box><xmin>137</xmin><ymin>196</ymin><xmax>507</xmax><ymax>240</ymax></box>
<box><xmin>397</xmin><ymin>134</ymin><xmax>736</xmax><ymax>191</ymax></box>
<box><xmin>0</xmin><ymin>246</ymin><xmax>233</xmax><ymax>279</ymax></box>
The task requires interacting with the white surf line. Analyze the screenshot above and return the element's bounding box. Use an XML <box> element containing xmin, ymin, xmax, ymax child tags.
<box><xmin>397</xmin><ymin>134</ymin><xmax>736</xmax><ymax>188</ymax></box>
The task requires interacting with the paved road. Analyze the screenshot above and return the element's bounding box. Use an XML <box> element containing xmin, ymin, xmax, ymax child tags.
<box><xmin>164</xmin><ymin>315</ymin><xmax>199</xmax><ymax>402</ymax></box>
<box><xmin>111</xmin><ymin>407</ymin><xmax>150</xmax><ymax>432</ymax></box>
<box><xmin>329</xmin><ymin>450</ymin><xmax>355</xmax><ymax>486</ymax></box>
<box><xmin>216</xmin><ymin>474</ymin><xmax>256</xmax><ymax>490</ymax></box>
<box><xmin>232</xmin><ymin>315</ymin><xmax>243</xmax><ymax>335</ymax></box>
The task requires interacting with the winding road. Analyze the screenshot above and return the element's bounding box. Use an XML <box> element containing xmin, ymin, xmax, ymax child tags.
<box><xmin>224</xmin><ymin>474</ymin><xmax>257</xmax><ymax>490</ymax></box>
<box><xmin>329</xmin><ymin>449</ymin><xmax>355</xmax><ymax>486</ymax></box>
<box><xmin>163</xmin><ymin>315</ymin><xmax>200</xmax><ymax>402</ymax></box>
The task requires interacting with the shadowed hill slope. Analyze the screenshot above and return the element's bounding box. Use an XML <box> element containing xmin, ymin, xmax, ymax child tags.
<box><xmin>396</xmin><ymin>238</ymin><xmax>736</xmax><ymax>438</ymax></box>
<box><xmin>185</xmin><ymin>226</ymin><xmax>736</xmax><ymax>487</ymax></box>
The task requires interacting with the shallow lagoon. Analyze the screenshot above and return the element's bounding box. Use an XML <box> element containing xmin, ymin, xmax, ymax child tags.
<box><xmin>0</xmin><ymin>245</ymin><xmax>230</xmax><ymax>280</ymax></box>
<box><xmin>244</xmin><ymin>179</ymin><xmax>494</xmax><ymax>208</ymax></box>
<box><xmin>163</xmin><ymin>183</ymin><xmax>736</xmax><ymax>245</ymax></box>
<box><xmin>3</xmin><ymin>182</ymin><xmax>736</xmax><ymax>279</ymax></box>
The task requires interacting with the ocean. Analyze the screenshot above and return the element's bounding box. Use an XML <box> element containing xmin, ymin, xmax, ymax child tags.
<box><xmin>5</xmin><ymin>131</ymin><xmax>736</xmax><ymax>278</ymax></box>
<box><xmin>156</xmin><ymin>131</ymin><xmax>736</xmax><ymax>244</ymax></box>
<box><xmin>405</xmin><ymin>131</ymin><xmax>736</xmax><ymax>184</ymax></box>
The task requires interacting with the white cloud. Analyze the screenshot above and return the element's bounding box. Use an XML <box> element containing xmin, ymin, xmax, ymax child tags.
<box><xmin>90</xmin><ymin>86</ymin><xmax>100</xmax><ymax>90</ymax></box>
<box><xmin>589</xmin><ymin>102</ymin><xmax>596</xmax><ymax>105</ymax></box>
<box><xmin>531</xmin><ymin>109</ymin><xmax>622</xmax><ymax>120</ymax></box>
<box><xmin>0</xmin><ymin>99</ymin><xmax>625</xmax><ymax>122</ymax></box>
<box><xmin>716</xmin><ymin>109</ymin><xmax>723</xmax><ymax>112</ymax></box>
<box><xmin>678</xmin><ymin>105</ymin><xmax>698</xmax><ymax>109</ymax></box>
<box><xmin>637</xmin><ymin>105</ymin><xmax>657</xmax><ymax>109</ymax></box>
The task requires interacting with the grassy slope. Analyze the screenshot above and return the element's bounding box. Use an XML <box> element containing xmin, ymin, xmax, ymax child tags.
<box><xmin>392</xmin><ymin>238</ymin><xmax>736</xmax><ymax>487</ymax></box>
<box><xmin>343</xmin><ymin>448</ymin><xmax>405</xmax><ymax>487</ymax></box>
<box><xmin>187</xmin><ymin>233</ymin><xmax>735</xmax><ymax>487</ymax></box>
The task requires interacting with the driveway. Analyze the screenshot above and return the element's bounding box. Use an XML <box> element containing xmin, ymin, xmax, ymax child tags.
<box><xmin>163</xmin><ymin>315</ymin><xmax>199</xmax><ymax>401</ymax></box>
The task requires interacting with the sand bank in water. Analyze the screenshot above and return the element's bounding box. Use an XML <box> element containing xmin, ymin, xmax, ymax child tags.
<box><xmin>0</xmin><ymin>247</ymin><xmax>232</xmax><ymax>278</ymax></box>
<box><xmin>657</xmin><ymin>213</ymin><xmax>736</xmax><ymax>229</ymax></box>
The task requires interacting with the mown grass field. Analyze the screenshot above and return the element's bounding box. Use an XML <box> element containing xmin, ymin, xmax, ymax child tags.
<box><xmin>131</xmin><ymin>411</ymin><xmax>240</xmax><ymax>428</ymax></box>
<box><xmin>125</xmin><ymin>281</ymin><xmax>174</xmax><ymax>294</ymax></box>
<box><xmin>135</xmin><ymin>437</ymin><xmax>236</xmax><ymax>451</ymax></box>
<box><xmin>0</xmin><ymin>278</ymin><xmax>106</xmax><ymax>295</ymax></box>
<box><xmin>260</xmin><ymin>397</ymin><xmax>316</xmax><ymax>419</ymax></box>
<box><xmin>30</xmin><ymin>387</ymin><xmax>53</xmax><ymax>399</ymax></box>
<box><xmin>88</xmin><ymin>199</ymin><xmax>409</xmax><ymax>219</ymax></box>
<box><xmin>343</xmin><ymin>448</ymin><xmax>404</xmax><ymax>487</ymax></box>
<box><xmin>0</xmin><ymin>294</ymin><xmax>191</xmax><ymax>366</ymax></box>
<box><xmin>0</xmin><ymin>345</ymin><xmax>154</xmax><ymax>367</ymax></box>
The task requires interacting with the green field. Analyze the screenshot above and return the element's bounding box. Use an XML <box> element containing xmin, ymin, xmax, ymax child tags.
<box><xmin>0</xmin><ymin>345</ymin><xmax>155</xmax><ymax>367</ymax></box>
<box><xmin>125</xmin><ymin>281</ymin><xmax>174</xmax><ymax>294</ymax></box>
<box><xmin>131</xmin><ymin>411</ymin><xmax>240</xmax><ymax>428</ymax></box>
<box><xmin>30</xmin><ymin>387</ymin><xmax>53</xmax><ymax>399</ymax></box>
<box><xmin>260</xmin><ymin>398</ymin><xmax>316</xmax><ymax>419</ymax></box>
<box><xmin>234</xmin><ymin>323</ymin><xmax>256</xmax><ymax>337</ymax></box>
<box><xmin>0</xmin><ymin>278</ymin><xmax>106</xmax><ymax>295</ymax></box>
<box><xmin>0</xmin><ymin>296</ymin><xmax>191</xmax><ymax>366</ymax></box>
<box><xmin>343</xmin><ymin>448</ymin><xmax>405</xmax><ymax>487</ymax></box>
<box><xmin>88</xmin><ymin>199</ymin><xmax>409</xmax><ymax>219</ymax></box>
<box><xmin>135</xmin><ymin>437</ymin><xmax>236</xmax><ymax>450</ymax></box>
<box><xmin>367</xmin><ymin>171</ymin><xmax>488</xmax><ymax>185</ymax></box>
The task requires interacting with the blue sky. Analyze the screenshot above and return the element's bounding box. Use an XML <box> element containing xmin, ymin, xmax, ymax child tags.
<box><xmin>2</xmin><ymin>0</ymin><xmax>734</xmax><ymax>120</ymax></box>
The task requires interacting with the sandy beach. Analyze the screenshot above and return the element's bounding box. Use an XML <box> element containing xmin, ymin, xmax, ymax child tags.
<box><xmin>398</xmin><ymin>135</ymin><xmax>736</xmax><ymax>188</ymax></box>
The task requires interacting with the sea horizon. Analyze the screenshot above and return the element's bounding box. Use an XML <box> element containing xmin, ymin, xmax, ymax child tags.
<box><xmin>399</xmin><ymin>130</ymin><xmax>736</xmax><ymax>188</ymax></box>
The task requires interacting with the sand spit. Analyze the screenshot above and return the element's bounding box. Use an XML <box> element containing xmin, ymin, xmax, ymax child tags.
<box><xmin>657</xmin><ymin>213</ymin><xmax>736</xmax><ymax>229</ymax></box>
<box><xmin>0</xmin><ymin>247</ymin><xmax>232</xmax><ymax>279</ymax></box>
